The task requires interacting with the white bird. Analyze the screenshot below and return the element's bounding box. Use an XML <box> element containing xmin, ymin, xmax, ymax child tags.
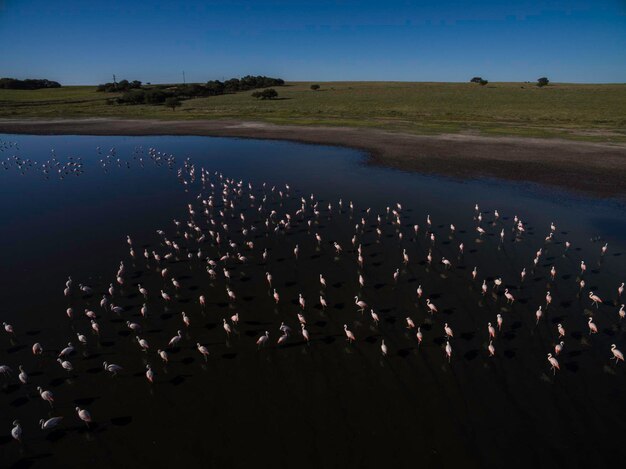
<box><xmin>381</xmin><ymin>339</ymin><xmax>388</xmax><ymax>356</ymax></box>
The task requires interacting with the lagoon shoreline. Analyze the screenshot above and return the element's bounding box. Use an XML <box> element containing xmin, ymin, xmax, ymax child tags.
<box><xmin>1</xmin><ymin>118</ymin><xmax>625</xmax><ymax>198</ymax></box>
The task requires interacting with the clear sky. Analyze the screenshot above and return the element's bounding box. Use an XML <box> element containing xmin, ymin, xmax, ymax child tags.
<box><xmin>1</xmin><ymin>0</ymin><xmax>624</xmax><ymax>84</ymax></box>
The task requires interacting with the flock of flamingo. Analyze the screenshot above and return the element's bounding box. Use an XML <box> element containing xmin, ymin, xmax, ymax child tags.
<box><xmin>1</xmin><ymin>142</ymin><xmax>624</xmax><ymax>446</ymax></box>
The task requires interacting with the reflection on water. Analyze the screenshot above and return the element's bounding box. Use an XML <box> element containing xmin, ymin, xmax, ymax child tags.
<box><xmin>0</xmin><ymin>134</ymin><xmax>625</xmax><ymax>469</ymax></box>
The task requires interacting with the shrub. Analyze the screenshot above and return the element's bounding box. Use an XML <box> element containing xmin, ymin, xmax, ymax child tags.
<box><xmin>310</xmin><ymin>84</ymin><xmax>320</xmax><ymax>90</ymax></box>
<box><xmin>252</xmin><ymin>88</ymin><xmax>278</xmax><ymax>100</ymax></box>
<box><xmin>165</xmin><ymin>97</ymin><xmax>182</xmax><ymax>110</ymax></box>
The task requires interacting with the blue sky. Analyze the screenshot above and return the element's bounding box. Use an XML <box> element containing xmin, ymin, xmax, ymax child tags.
<box><xmin>1</xmin><ymin>0</ymin><xmax>624</xmax><ymax>84</ymax></box>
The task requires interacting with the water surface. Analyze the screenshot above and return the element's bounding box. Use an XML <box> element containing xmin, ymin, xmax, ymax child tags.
<box><xmin>0</xmin><ymin>135</ymin><xmax>625</xmax><ymax>469</ymax></box>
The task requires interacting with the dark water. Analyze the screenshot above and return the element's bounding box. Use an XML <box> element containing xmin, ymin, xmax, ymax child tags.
<box><xmin>0</xmin><ymin>134</ymin><xmax>625</xmax><ymax>469</ymax></box>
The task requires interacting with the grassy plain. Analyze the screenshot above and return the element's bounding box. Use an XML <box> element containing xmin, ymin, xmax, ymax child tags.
<box><xmin>1</xmin><ymin>82</ymin><xmax>625</xmax><ymax>142</ymax></box>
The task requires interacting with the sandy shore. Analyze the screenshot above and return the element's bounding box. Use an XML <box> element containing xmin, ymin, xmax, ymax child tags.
<box><xmin>1</xmin><ymin>118</ymin><xmax>625</xmax><ymax>198</ymax></box>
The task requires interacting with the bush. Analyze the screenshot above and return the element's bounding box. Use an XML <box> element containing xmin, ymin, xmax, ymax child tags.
<box><xmin>310</xmin><ymin>84</ymin><xmax>320</xmax><ymax>90</ymax></box>
<box><xmin>479</xmin><ymin>79</ymin><xmax>488</xmax><ymax>86</ymax></box>
<box><xmin>165</xmin><ymin>97</ymin><xmax>182</xmax><ymax>110</ymax></box>
<box><xmin>144</xmin><ymin>89</ymin><xmax>167</xmax><ymax>104</ymax></box>
<box><xmin>470</xmin><ymin>77</ymin><xmax>483</xmax><ymax>84</ymax></box>
<box><xmin>537</xmin><ymin>77</ymin><xmax>550</xmax><ymax>87</ymax></box>
<box><xmin>117</xmin><ymin>90</ymin><xmax>145</xmax><ymax>105</ymax></box>
<box><xmin>252</xmin><ymin>88</ymin><xmax>278</xmax><ymax>100</ymax></box>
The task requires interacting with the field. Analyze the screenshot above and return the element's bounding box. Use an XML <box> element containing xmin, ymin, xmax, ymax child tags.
<box><xmin>1</xmin><ymin>82</ymin><xmax>626</xmax><ymax>142</ymax></box>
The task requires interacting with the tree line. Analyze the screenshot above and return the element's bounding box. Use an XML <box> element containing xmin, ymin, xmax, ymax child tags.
<box><xmin>0</xmin><ymin>78</ymin><xmax>61</xmax><ymax>90</ymax></box>
<box><xmin>471</xmin><ymin>76</ymin><xmax>550</xmax><ymax>87</ymax></box>
<box><xmin>99</xmin><ymin>75</ymin><xmax>285</xmax><ymax>107</ymax></box>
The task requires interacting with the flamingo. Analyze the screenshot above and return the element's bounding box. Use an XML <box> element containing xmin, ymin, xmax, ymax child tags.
<box><xmin>169</xmin><ymin>330</ymin><xmax>183</xmax><ymax>347</ymax></box>
<box><xmin>223</xmin><ymin>319</ymin><xmax>232</xmax><ymax>336</ymax></box>
<box><xmin>145</xmin><ymin>365</ymin><xmax>154</xmax><ymax>383</ymax></box>
<box><xmin>320</xmin><ymin>295</ymin><xmax>328</xmax><ymax>309</ymax></box>
<box><xmin>588</xmin><ymin>317</ymin><xmax>598</xmax><ymax>335</ymax></box>
<box><xmin>406</xmin><ymin>317</ymin><xmax>416</xmax><ymax>329</ymax></box>
<box><xmin>557</xmin><ymin>323</ymin><xmax>566</xmax><ymax>338</ymax></box>
<box><xmin>416</xmin><ymin>327</ymin><xmax>423</xmax><ymax>346</ymax></box>
<box><xmin>344</xmin><ymin>324</ymin><xmax>356</xmax><ymax>343</ymax></box>
<box><xmin>445</xmin><ymin>341</ymin><xmax>452</xmax><ymax>363</ymax></box>
<box><xmin>444</xmin><ymin>323</ymin><xmax>454</xmax><ymax>338</ymax></box>
<box><xmin>76</xmin><ymin>407</ymin><xmax>92</xmax><ymax>427</ymax></box>
<box><xmin>381</xmin><ymin>339</ymin><xmax>388</xmax><ymax>356</ymax></box>
<box><xmin>547</xmin><ymin>353</ymin><xmax>560</xmax><ymax>374</ymax></box>
<box><xmin>555</xmin><ymin>341</ymin><xmax>564</xmax><ymax>356</ymax></box>
<box><xmin>426</xmin><ymin>299</ymin><xmax>438</xmax><ymax>315</ymax></box>
<box><xmin>354</xmin><ymin>296</ymin><xmax>367</xmax><ymax>313</ymax></box>
<box><xmin>488</xmin><ymin>322</ymin><xmax>496</xmax><ymax>339</ymax></box>
<box><xmin>610</xmin><ymin>344</ymin><xmax>624</xmax><ymax>362</ymax></box>
<box><xmin>370</xmin><ymin>309</ymin><xmax>380</xmax><ymax>325</ymax></box>
<box><xmin>301</xmin><ymin>324</ymin><xmax>310</xmax><ymax>343</ymax></box>
<box><xmin>157</xmin><ymin>349</ymin><xmax>169</xmax><ymax>363</ymax></box>
<box><xmin>589</xmin><ymin>291</ymin><xmax>603</xmax><ymax>308</ymax></box>
<box><xmin>504</xmin><ymin>289</ymin><xmax>515</xmax><ymax>304</ymax></box>
<box><xmin>103</xmin><ymin>362</ymin><xmax>123</xmax><ymax>376</ymax></box>
<box><xmin>37</xmin><ymin>387</ymin><xmax>54</xmax><ymax>407</ymax></box>
<box><xmin>488</xmin><ymin>341</ymin><xmax>495</xmax><ymax>357</ymax></box>
<box><xmin>137</xmin><ymin>336</ymin><xmax>150</xmax><ymax>351</ymax></box>
<box><xmin>58</xmin><ymin>342</ymin><xmax>75</xmax><ymax>358</ymax></box>
<box><xmin>256</xmin><ymin>331</ymin><xmax>269</xmax><ymax>349</ymax></box>
<box><xmin>11</xmin><ymin>420</ymin><xmax>21</xmax><ymax>442</ymax></box>
<box><xmin>40</xmin><ymin>417</ymin><xmax>63</xmax><ymax>430</ymax></box>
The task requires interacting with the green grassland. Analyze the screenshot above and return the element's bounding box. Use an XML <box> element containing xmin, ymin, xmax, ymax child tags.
<box><xmin>1</xmin><ymin>82</ymin><xmax>626</xmax><ymax>142</ymax></box>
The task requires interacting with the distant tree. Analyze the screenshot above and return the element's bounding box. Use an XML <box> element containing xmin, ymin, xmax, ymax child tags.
<box><xmin>537</xmin><ymin>77</ymin><xmax>550</xmax><ymax>87</ymax></box>
<box><xmin>310</xmin><ymin>84</ymin><xmax>320</xmax><ymax>91</ymax></box>
<box><xmin>470</xmin><ymin>77</ymin><xmax>483</xmax><ymax>84</ymax></box>
<box><xmin>479</xmin><ymin>79</ymin><xmax>488</xmax><ymax>86</ymax></box>
<box><xmin>252</xmin><ymin>88</ymin><xmax>278</xmax><ymax>100</ymax></box>
<box><xmin>165</xmin><ymin>96</ymin><xmax>182</xmax><ymax>110</ymax></box>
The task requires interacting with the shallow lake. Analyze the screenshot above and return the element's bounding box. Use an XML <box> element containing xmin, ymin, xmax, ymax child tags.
<box><xmin>0</xmin><ymin>134</ymin><xmax>625</xmax><ymax>468</ymax></box>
